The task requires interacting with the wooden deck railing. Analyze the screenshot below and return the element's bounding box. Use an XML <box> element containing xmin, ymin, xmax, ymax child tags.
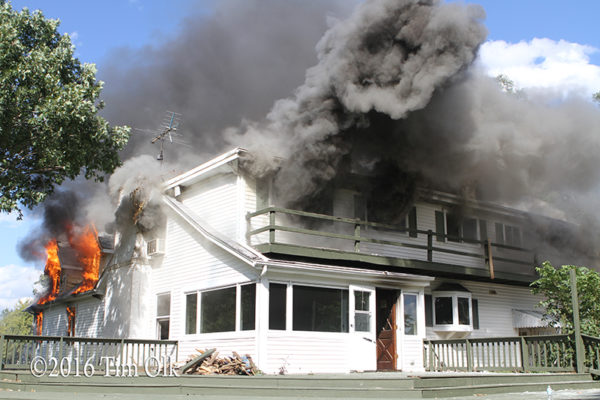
<box><xmin>0</xmin><ymin>334</ymin><xmax>178</xmax><ymax>372</ymax></box>
<box><xmin>424</xmin><ymin>335</ymin><xmax>575</xmax><ymax>373</ymax></box>
<box><xmin>246</xmin><ymin>207</ymin><xmax>533</xmax><ymax>274</ymax></box>
<box><xmin>582</xmin><ymin>334</ymin><xmax>600</xmax><ymax>375</ymax></box>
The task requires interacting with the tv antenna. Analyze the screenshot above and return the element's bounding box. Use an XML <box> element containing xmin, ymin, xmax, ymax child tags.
<box><xmin>133</xmin><ymin>111</ymin><xmax>190</xmax><ymax>162</ymax></box>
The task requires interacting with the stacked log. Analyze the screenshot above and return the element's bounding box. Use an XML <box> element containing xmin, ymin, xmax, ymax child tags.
<box><xmin>182</xmin><ymin>349</ymin><xmax>258</xmax><ymax>375</ymax></box>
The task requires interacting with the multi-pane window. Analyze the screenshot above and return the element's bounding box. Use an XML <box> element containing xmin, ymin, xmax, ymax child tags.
<box><xmin>156</xmin><ymin>293</ymin><xmax>170</xmax><ymax>339</ymax></box>
<box><xmin>426</xmin><ymin>294</ymin><xmax>479</xmax><ymax>329</ymax></box>
<box><xmin>403</xmin><ymin>294</ymin><xmax>417</xmax><ymax>335</ymax></box>
<box><xmin>495</xmin><ymin>223</ymin><xmax>522</xmax><ymax>247</ymax></box>
<box><xmin>354</xmin><ymin>290</ymin><xmax>371</xmax><ymax>332</ymax></box>
<box><xmin>185</xmin><ymin>284</ymin><xmax>256</xmax><ymax>335</ymax></box>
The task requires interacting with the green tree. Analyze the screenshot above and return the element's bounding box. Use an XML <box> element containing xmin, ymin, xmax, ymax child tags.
<box><xmin>0</xmin><ymin>299</ymin><xmax>33</xmax><ymax>335</ymax></box>
<box><xmin>531</xmin><ymin>262</ymin><xmax>600</xmax><ymax>336</ymax></box>
<box><xmin>0</xmin><ymin>2</ymin><xmax>129</xmax><ymax>216</ymax></box>
<box><xmin>593</xmin><ymin>91</ymin><xmax>600</xmax><ymax>104</ymax></box>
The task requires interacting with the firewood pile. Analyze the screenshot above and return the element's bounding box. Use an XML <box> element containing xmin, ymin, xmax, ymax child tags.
<box><xmin>181</xmin><ymin>348</ymin><xmax>259</xmax><ymax>375</ymax></box>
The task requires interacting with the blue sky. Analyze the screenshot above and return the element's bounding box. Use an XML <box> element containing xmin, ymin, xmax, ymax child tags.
<box><xmin>1</xmin><ymin>0</ymin><xmax>600</xmax><ymax>310</ymax></box>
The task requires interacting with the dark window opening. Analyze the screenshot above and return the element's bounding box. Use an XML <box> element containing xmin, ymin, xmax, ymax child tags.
<box><xmin>458</xmin><ymin>297</ymin><xmax>470</xmax><ymax>325</ymax></box>
<box><xmin>446</xmin><ymin>214</ymin><xmax>460</xmax><ymax>242</ymax></box>
<box><xmin>201</xmin><ymin>287</ymin><xmax>236</xmax><ymax>333</ymax></box>
<box><xmin>185</xmin><ymin>293</ymin><xmax>197</xmax><ymax>334</ymax></box>
<box><xmin>479</xmin><ymin>220</ymin><xmax>488</xmax><ymax>242</ymax></box>
<box><xmin>425</xmin><ymin>295</ymin><xmax>433</xmax><ymax>327</ymax></box>
<box><xmin>269</xmin><ymin>283</ymin><xmax>287</xmax><ymax>330</ymax></box>
<box><xmin>241</xmin><ymin>284</ymin><xmax>256</xmax><ymax>331</ymax></box>
<box><xmin>66</xmin><ymin>307</ymin><xmax>76</xmax><ymax>337</ymax></box>
<box><xmin>293</xmin><ymin>285</ymin><xmax>348</xmax><ymax>332</ymax></box>
<box><xmin>434</xmin><ymin>297</ymin><xmax>453</xmax><ymax>324</ymax></box>
<box><xmin>157</xmin><ymin>319</ymin><xmax>169</xmax><ymax>340</ymax></box>
<box><xmin>462</xmin><ymin>218</ymin><xmax>477</xmax><ymax>242</ymax></box>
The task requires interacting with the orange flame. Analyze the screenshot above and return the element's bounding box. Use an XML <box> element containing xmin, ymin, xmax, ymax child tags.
<box><xmin>66</xmin><ymin>306</ymin><xmax>76</xmax><ymax>336</ymax></box>
<box><xmin>70</xmin><ymin>224</ymin><xmax>101</xmax><ymax>294</ymax></box>
<box><xmin>38</xmin><ymin>239</ymin><xmax>61</xmax><ymax>304</ymax></box>
<box><xmin>35</xmin><ymin>312</ymin><xmax>43</xmax><ymax>336</ymax></box>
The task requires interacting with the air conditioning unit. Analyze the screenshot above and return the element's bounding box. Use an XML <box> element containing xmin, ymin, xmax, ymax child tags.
<box><xmin>147</xmin><ymin>239</ymin><xmax>165</xmax><ymax>257</ymax></box>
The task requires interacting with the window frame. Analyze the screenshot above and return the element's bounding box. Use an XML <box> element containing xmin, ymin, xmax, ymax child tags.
<box><xmin>156</xmin><ymin>292</ymin><xmax>171</xmax><ymax>340</ymax></box>
<box><xmin>184</xmin><ymin>282</ymin><xmax>257</xmax><ymax>336</ymax></box>
<box><xmin>431</xmin><ymin>290</ymin><xmax>473</xmax><ymax>332</ymax></box>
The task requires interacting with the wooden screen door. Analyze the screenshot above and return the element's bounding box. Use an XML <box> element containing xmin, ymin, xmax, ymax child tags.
<box><xmin>376</xmin><ymin>289</ymin><xmax>399</xmax><ymax>370</ymax></box>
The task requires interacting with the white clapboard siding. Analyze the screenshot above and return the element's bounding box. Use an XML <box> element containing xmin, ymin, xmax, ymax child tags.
<box><xmin>178</xmin><ymin>334</ymin><xmax>256</xmax><ymax>363</ymax></box>
<box><xmin>402</xmin><ymin>335</ymin><xmax>424</xmax><ymax>371</ymax></box>
<box><xmin>74</xmin><ymin>298</ymin><xmax>105</xmax><ymax>337</ymax></box>
<box><xmin>41</xmin><ymin>305</ymin><xmax>66</xmax><ymax>336</ymax></box>
<box><xmin>180</xmin><ymin>173</ymin><xmax>239</xmax><ymax>239</ymax></box>
<box><xmin>264</xmin><ymin>332</ymin><xmax>350</xmax><ymax>374</ymax></box>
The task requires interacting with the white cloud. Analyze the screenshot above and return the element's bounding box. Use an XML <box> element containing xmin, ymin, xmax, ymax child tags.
<box><xmin>0</xmin><ymin>264</ymin><xmax>41</xmax><ymax>311</ymax></box>
<box><xmin>477</xmin><ymin>38</ymin><xmax>600</xmax><ymax>98</ymax></box>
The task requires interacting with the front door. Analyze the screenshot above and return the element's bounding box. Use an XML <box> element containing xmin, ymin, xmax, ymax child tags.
<box><xmin>376</xmin><ymin>288</ymin><xmax>399</xmax><ymax>370</ymax></box>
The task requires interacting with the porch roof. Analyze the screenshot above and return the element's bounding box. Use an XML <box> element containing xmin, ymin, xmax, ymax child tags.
<box><xmin>512</xmin><ymin>309</ymin><xmax>546</xmax><ymax>328</ymax></box>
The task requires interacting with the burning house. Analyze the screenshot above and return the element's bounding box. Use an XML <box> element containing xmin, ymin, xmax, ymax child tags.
<box><xmin>23</xmin><ymin>0</ymin><xmax>600</xmax><ymax>374</ymax></box>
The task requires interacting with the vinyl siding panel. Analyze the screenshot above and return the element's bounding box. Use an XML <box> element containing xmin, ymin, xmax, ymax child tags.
<box><xmin>178</xmin><ymin>334</ymin><xmax>256</xmax><ymax>363</ymax></box>
<box><xmin>74</xmin><ymin>298</ymin><xmax>104</xmax><ymax>337</ymax></box>
<box><xmin>264</xmin><ymin>332</ymin><xmax>350</xmax><ymax>374</ymax></box>
<box><xmin>180</xmin><ymin>173</ymin><xmax>239</xmax><ymax>239</ymax></box>
<box><xmin>41</xmin><ymin>306</ymin><xmax>66</xmax><ymax>336</ymax></box>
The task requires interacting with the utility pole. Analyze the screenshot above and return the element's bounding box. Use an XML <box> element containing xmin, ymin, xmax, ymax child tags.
<box><xmin>570</xmin><ymin>268</ymin><xmax>585</xmax><ymax>373</ymax></box>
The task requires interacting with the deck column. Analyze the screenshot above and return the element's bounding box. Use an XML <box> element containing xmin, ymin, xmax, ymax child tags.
<box><xmin>520</xmin><ymin>336</ymin><xmax>529</xmax><ymax>372</ymax></box>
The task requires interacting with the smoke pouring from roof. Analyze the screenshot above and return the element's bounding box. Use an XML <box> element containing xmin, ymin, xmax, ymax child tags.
<box><xmin>19</xmin><ymin>0</ymin><xmax>600</xmax><ymax>268</ymax></box>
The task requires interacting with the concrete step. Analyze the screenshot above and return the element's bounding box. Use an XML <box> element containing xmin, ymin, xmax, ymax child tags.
<box><xmin>412</xmin><ymin>372</ymin><xmax>594</xmax><ymax>388</ymax></box>
<box><xmin>420</xmin><ymin>380</ymin><xmax>600</xmax><ymax>398</ymax></box>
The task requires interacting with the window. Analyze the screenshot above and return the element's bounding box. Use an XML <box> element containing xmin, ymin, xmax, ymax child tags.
<box><xmin>241</xmin><ymin>284</ymin><xmax>256</xmax><ymax>331</ymax></box>
<box><xmin>479</xmin><ymin>220</ymin><xmax>488</xmax><ymax>242</ymax></box>
<box><xmin>293</xmin><ymin>285</ymin><xmax>348</xmax><ymax>332</ymax></box>
<box><xmin>354</xmin><ymin>290</ymin><xmax>371</xmax><ymax>332</ymax></box>
<box><xmin>201</xmin><ymin>287</ymin><xmax>236</xmax><ymax>333</ymax></box>
<box><xmin>434</xmin><ymin>297</ymin><xmax>453</xmax><ymax>324</ymax></box>
<box><xmin>187</xmin><ymin>284</ymin><xmax>256</xmax><ymax>334</ymax></box>
<box><xmin>425</xmin><ymin>294</ymin><xmax>433</xmax><ymax>326</ymax></box>
<box><xmin>399</xmin><ymin>207</ymin><xmax>418</xmax><ymax>237</ymax></box>
<box><xmin>432</xmin><ymin>283</ymin><xmax>473</xmax><ymax>332</ymax></box>
<box><xmin>495</xmin><ymin>223</ymin><xmax>522</xmax><ymax>247</ymax></box>
<box><xmin>462</xmin><ymin>218</ymin><xmax>477</xmax><ymax>242</ymax></box>
<box><xmin>495</xmin><ymin>223</ymin><xmax>504</xmax><ymax>244</ymax></box>
<box><xmin>403</xmin><ymin>294</ymin><xmax>417</xmax><ymax>335</ymax></box>
<box><xmin>185</xmin><ymin>293</ymin><xmax>197</xmax><ymax>334</ymax></box>
<box><xmin>457</xmin><ymin>297</ymin><xmax>470</xmax><ymax>325</ymax></box>
<box><xmin>269</xmin><ymin>283</ymin><xmax>287</xmax><ymax>330</ymax></box>
<box><xmin>156</xmin><ymin>293</ymin><xmax>170</xmax><ymax>339</ymax></box>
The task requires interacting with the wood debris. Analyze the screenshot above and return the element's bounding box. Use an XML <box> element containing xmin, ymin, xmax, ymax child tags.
<box><xmin>182</xmin><ymin>349</ymin><xmax>259</xmax><ymax>375</ymax></box>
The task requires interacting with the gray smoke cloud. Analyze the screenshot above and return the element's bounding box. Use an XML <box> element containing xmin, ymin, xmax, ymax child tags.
<box><xmin>20</xmin><ymin>0</ymin><xmax>600</xmax><ymax>268</ymax></box>
<box><xmin>226</xmin><ymin>0</ymin><xmax>488</xmax><ymax>205</ymax></box>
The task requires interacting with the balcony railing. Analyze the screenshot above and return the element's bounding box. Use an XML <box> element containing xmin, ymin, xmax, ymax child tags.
<box><xmin>0</xmin><ymin>334</ymin><xmax>178</xmax><ymax>372</ymax></box>
<box><xmin>247</xmin><ymin>207</ymin><xmax>534</xmax><ymax>278</ymax></box>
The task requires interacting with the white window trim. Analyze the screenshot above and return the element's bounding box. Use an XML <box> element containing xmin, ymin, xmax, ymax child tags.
<box><xmin>432</xmin><ymin>290</ymin><xmax>473</xmax><ymax>332</ymax></box>
<box><xmin>402</xmin><ymin>292</ymin><xmax>419</xmax><ymax>336</ymax></box>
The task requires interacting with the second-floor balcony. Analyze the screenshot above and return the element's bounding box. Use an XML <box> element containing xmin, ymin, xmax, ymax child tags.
<box><xmin>246</xmin><ymin>207</ymin><xmax>537</xmax><ymax>283</ymax></box>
